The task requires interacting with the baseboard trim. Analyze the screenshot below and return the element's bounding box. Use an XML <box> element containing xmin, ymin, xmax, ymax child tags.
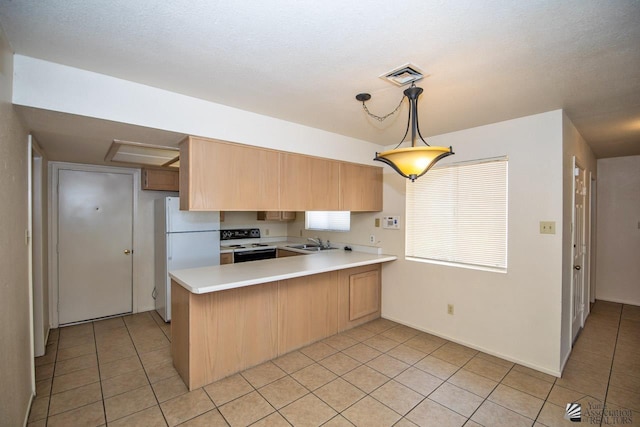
<box><xmin>560</xmin><ymin>345</ymin><xmax>572</xmax><ymax>374</ymax></box>
<box><xmin>381</xmin><ymin>315</ymin><xmax>562</xmax><ymax>378</ymax></box>
<box><xmin>23</xmin><ymin>392</ymin><xmax>35</xmax><ymax>427</ymax></box>
<box><xmin>596</xmin><ymin>297</ymin><xmax>640</xmax><ymax>306</ymax></box>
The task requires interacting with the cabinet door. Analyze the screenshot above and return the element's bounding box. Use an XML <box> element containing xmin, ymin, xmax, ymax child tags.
<box><xmin>142</xmin><ymin>168</ymin><xmax>179</xmax><ymax>191</ymax></box>
<box><xmin>339</xmin><ymin>163</ymin><xmax>383</xmax><ymax>212</ymax></box>
<box><xmin>281</xmin><ymin>211</ymin><xmax>297</xmax><ymax>221</ymax></box>
<box><xmin>349</xmin><ymin>270</ymin><xmax>380</xmax><ymax>321</ymax></box>
<box><xmin>338</xmin><ymin>265</ymin><xmax>381</xmax><ymax>331</ymax></box>
<box><xmin>257</xmin><ymin>211</ymin><xmax>282</xmax><ymax>221</ymax></box>
<box><xmin>180</xmin><ymin>137</ymin><xmax>279</xmax><ymax>210</ymax></box>
<box><xmin>277</xmin><ymin>272</ymin><xmax>338</xmax><ymax>353</ymax></box>
<box><xmin>280</xmin><ymin>153</ymin><xmax>340</xmax><ymax>211</ymax></box>
<box><xmin>220</xmin><ymin>253</ymin><xmax>233</xmax><ymax>264</ymax></box>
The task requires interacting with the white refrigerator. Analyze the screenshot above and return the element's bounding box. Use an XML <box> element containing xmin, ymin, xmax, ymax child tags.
<box><xmin>154</xmin><ymin>197</ymin><xmax>220</xmax><ymax>322</ymax></box>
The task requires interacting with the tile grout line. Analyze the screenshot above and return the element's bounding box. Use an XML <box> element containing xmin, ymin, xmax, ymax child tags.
<box><xmin>121</xmin><ymin>313</ymin><xmax>172</xmax><ymax>426</ymax></box>
<box><xmin>532</xmin><ymin>373</ymin><xmax>558</xmax><ymax>426</ymax></box>
<box><xmin>598</xmin><ymin>304</ymin><xmax>624</xmax><ymax>427</ymax></box>
<box><xmin>43</xmin><ymin>326</ymin><xmax>99</xmax><ymax>422</ymax></box>
<box><xmin>91</xmin><ymin>321</ymin><xmax>108</xmax><ymax>426</ymax></box>
<box><xmin>448</xmin><ymin>353</ymin><xmax>513</xmax><ymax>426</ymax></box>
<box><xmin>44</xmin><ymin>327</ymin><xmax>61</xmax><ymax>425</ymax></box>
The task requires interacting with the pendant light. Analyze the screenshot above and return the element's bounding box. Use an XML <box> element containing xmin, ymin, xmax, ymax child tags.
<box><xmin>357</xmin><ymin>83</ymin><xmax>454</xmax><ymax>181</ymax></box>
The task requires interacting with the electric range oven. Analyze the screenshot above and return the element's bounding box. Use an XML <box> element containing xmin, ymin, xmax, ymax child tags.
<box><xmin>220</xmin><ymin>228</ymin><xmax>277</xmax><ymax>263</ymax></box>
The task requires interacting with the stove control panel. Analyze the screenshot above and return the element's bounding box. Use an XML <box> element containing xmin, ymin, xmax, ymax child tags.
<box><xmin>221</xmin><ymin>228</ymin><xmax>261</xmax><ymax>241</ymax></box>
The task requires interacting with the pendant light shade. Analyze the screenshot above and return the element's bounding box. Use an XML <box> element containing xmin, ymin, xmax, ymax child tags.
<box><xmin>374</xmin><ymin>146</ymin><xmax>453</xmax><ymax>181</ymax></box>
<box><xmin>364</xmin><ymin>84</ymin><xmax>454</xmax><ymax>181</ymax></box>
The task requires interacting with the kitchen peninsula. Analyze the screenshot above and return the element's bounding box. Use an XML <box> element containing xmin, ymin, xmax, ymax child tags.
<box><xmin>169</xmin><ymin>250</ymin><xmax>396</xmax><ymax>390</ymax></box>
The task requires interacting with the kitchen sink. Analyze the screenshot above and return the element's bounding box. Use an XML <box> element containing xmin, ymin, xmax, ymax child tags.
<box><xmin>286</xmin><ymin>244</ymin><xmax>337</xmax><ymax>252</ymax></box>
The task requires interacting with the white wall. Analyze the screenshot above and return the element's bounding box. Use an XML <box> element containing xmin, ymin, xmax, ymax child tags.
<box><xmin>596</xmin><ymin>155</ymin><xmax>640</xmax><ymax>305</ymax></box>
<box><xmin>12</xmin><ymin>55</ymin><xmax>381</xmax><ymax>166</ymax></box>
<box><xmin>0</xmin><ymin>26</ymin><xmax>34</xmax><ymax>427</ymax></box>
<box><xmin>560</xmin><ymin>114</ymin><xmax>597</xmax><ymax>367</ymax></box>
<box><xmin>380</xmin><ymin>111</ymin><xmax>566</xmax><ymax>375</ymax></box>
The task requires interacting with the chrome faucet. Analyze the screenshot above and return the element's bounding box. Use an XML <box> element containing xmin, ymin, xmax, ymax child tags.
<box><xmin>308</xmin><ymin>236</ymin><xmax>323</xmax><ymax>247</ymax></box>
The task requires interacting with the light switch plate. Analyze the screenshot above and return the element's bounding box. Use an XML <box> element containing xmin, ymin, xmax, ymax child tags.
<box><xmin>540</xmin><ymin>221</ymin><xmax>556</xmax><ymax>234</ymax></box>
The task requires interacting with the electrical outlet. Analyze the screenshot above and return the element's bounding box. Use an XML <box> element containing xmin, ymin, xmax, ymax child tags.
<box><xmin>375</xmin><ymin>218</ymin><xmax>380</xmax><ymax>227</ymax></box>
<box><xmin>447</xmin><ymin>304</ymin><xmax>454</xmax><ymax>315</ymax></box>
<box><xmin>540</xmin><ymin>221</ymin><xmax>556</xmax><ymax>234</ymax></box>
<box><xmin>265</xmin><ymin>229</ymin><xmax>269</xmax><ymax>236</ymax></box>
<box><xmin>369</xmin><ymin>234</ymin><xmax>375</xmax><ymax>243</ymax></box>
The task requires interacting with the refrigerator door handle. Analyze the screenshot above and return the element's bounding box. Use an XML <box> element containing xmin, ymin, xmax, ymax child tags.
<box><xmin>167</xmin><ymin>234</ymin><xmax>172</xmax><ymax>260</ymax></box>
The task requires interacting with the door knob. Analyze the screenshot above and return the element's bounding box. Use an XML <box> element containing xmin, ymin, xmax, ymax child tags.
<box><xmin>573</xmin><ymin>265</ymin><xmax>581</xmax><ymax>270</ymax></box>
<box><xmin>124</xmin><ymin>249</ymin><xmax>133</xmax><ymax>255</ymax></box>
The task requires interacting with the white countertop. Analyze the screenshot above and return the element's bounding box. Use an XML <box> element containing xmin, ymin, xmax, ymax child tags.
<box><xmin>170</xmin><ymin>250</ymin><xmax>397</xmax><ymax>294</ymax></box>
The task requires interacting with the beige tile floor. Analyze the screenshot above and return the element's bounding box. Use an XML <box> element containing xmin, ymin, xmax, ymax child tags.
<box><xmin>28</xmin><ymin>300</ymin><xmax>640</xmax><ymax>426</ymax></box>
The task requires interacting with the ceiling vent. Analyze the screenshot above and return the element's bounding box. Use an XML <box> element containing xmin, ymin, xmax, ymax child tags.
<box><xmin>380</xmin><ymin>63</ymin><xmax>426</xmax><ymax>86</ymax></box>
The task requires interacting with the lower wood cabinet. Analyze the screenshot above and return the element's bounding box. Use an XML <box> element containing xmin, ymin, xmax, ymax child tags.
<box><xmin>172</xmin><ymin>281</ymin><xmax>278</xmax><ymax>390</ymax></box>
<box><xmin>220</xmin><ymin>253</ymin><xmax>233</xmax><ymax>264</ymax></box>
<box><xmin>338</xmin><ymin>264</ymin><xmax>381</xmax><ymax>331</ymax></box>
<box><xmin>277</xmin><ymin>272</ymin><xmax>338</xmax><ymax>353</ymax></box>
<box><xmin>172</xmin><ymin>264</ymin><xmax>382</xmax><ymax>390</ymax></box>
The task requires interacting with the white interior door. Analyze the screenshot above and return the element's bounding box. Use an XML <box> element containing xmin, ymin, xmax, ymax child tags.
<box><xmin>571</xmin><ymin>161</ymin><xmax>586</xmax><ymax>343</ymax></box>
<box><xmin>58</xmin><ymin>169</ymin><xmax>134</xmax><ymax>324</ymax></box>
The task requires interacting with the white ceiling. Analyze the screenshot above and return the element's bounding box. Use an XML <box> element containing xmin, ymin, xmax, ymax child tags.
<box><xmin>1</xmin><ymin>0</ymin><xmax>639</xmax><ymax>163</ymax></box>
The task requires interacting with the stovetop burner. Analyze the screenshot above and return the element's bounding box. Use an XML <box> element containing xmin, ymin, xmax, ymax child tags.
<box><xmin>228</xmin><ymin>244</ymin><xmax>245</xmax><ymax>248</ymax></box>
<box><xmin>252</xmin><ymin>243</ymin><xmax>269</xmax><ymax>247</ymax></box>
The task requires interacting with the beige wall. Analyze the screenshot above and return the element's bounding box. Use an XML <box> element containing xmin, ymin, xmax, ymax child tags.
<box><xmin>318</xmin><ymin>111</ymin><xmax>567</xmax><ymax>375</ymax></box>
<box><xmin>560</xmin><ymin>113</ymin><xmax>597</xmax><ymax>367</ymax></box>
<box><xmin>595</xmin><ymin>155</ymin><xmax>640</xmax><ymax>305</ymax></box>
<box><xmin>0</xmin><ymin>26</ymin><xmax>34</xmax><ymax>426</ymax></box>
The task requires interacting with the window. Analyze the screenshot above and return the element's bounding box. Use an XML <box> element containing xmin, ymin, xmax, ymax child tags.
<box><xmin>405</xmin><ymin>158</ymin><xmax>508</xmax><ymax>271</ymax></box>
<box><xmin>305</xmin><ymin>211</ymin><xmax>350</xmax><ymax>232</ymax></box>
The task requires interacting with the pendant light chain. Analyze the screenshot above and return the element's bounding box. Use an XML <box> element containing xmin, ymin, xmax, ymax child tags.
<box><xmin>360</xmin><ymin>95</ymin><xmax>405</xmax><ymax>122</ymax></box>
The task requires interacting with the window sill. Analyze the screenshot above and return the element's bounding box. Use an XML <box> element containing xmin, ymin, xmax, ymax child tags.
<box><xmin>405</xmin><ymin>256</ymin><xmax>507</xmax><ymax>274</ymax></box>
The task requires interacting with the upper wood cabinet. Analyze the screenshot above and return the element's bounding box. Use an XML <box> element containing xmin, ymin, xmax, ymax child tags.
<box><xmin>257</xmin><ymin>211</ymin><xmax>296</xmax><ymax>221</ymax></box>
<box><xmin>141</xmin><ymin>168</ymin><xmax>179</xmax><ymax>191</ymax></box>
<box><xmin>339</xmin><ymin>162</ymin><xmax>383</xmax><ymax>212</ymax></box>
<box><xmin>280</xmin><ymin>153</ymin><xmax>340</xmax><ymax>211</ymax></box>
<box><xmin>180</xmin><ymin>136</ymin><xmax>382</xmax><ymax>212</ymax></box>
<box><xmin>180</xmin><ymin>137</ymin><xmax>279</xmax><ymax>211</ymax></box>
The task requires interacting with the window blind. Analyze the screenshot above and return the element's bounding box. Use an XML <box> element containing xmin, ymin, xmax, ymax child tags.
<box><xmin>305</xmin><ymin>211</ymin><xmax>351</xmax><ymax>232</ymax></box>
<box><xmin>406</xmin><ymin>158</ymin><xmax>508</xmax><ymax>270</ymax></box>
